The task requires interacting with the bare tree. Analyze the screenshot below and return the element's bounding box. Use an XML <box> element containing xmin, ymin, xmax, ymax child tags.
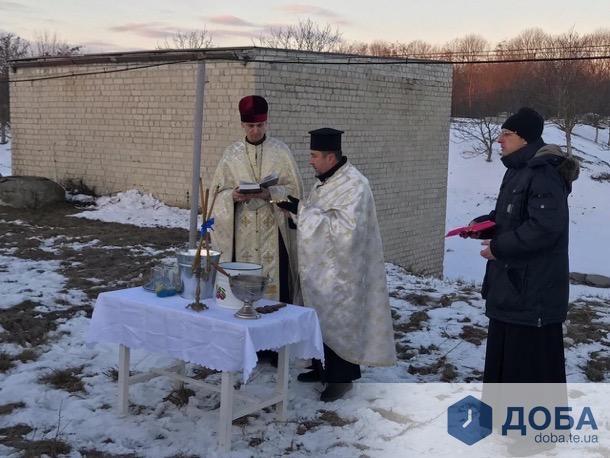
<box><xmin>501</xmin><ymin>28</ymin><xmax>549</xmax><ymax>59</ymax></box>
<box><xmin>538</xmin><ymin>30</ymin><xmax>593</xmax><ymax>156</ymax></box>
<box><xmin>399</xmin><ymin>40</ymin><xmax>441</xmax><ymax>57</ymax></box>
<box><xmin>334</xmin><ymin>40</ymin><xmax>369</xmax><ymax>55</ymax></box>
<box><xmin>453</xmin><ymin>117</ymin><xmax>501</xmax><ymax>162</ymax></box>
<box><xmin>255</xmin><ymin>18</ymin><xmax>342</xmax><ymax>52</ymax></box>
<box><xmin>587</xmin><ymin>29</ymin><xmax>610</xmax><ymax>146</ymax></box>
<box><xmin>444</xmin><ymin>35</ymin><xmax>490</xmax><ymax>116</ymax></box>
<box><xmin>0</xmin><ymin>33</ymin><xmax>30</xmax><ymax>144</ymax></box>
<box><xmin>32</xmin><ymin>31</ymin><xmax>81</xmax><ymax>57</ymax></box>
<box><xmin>157</xmin><ymin>29</ymin><xmax>214</xmax><ymax>49</ymax></box>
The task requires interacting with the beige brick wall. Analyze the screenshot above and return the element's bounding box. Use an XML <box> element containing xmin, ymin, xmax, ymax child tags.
<box><xmin>10</xmin><ymin>61</ymin><xmax>254</xmax><ymax>207</ymax></box>
<box><xmin>10</xmin><ymin>49</ymin><xmax>451</xmax><ymax>276</ymax></box>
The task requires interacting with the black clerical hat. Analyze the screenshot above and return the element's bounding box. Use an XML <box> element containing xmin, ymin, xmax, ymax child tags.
<box><xmin>309</xmin><ymin>127</ymin><xmax>344</xmax><ymax>151</ymax></box>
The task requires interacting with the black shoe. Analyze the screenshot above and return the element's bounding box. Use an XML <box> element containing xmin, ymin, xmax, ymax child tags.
<box><xmin>297</xmin><ymin>370</ymin><xmax>321</xmax><ymax>383</ymax></box>
<box><xmin>320</xmin><ymin>383</ymin><xmax>353</xmax><ymax>402</ymax></box>
<box><xmin>256</xmin><ymin>350</ymin><xmax>278</xmax><ymax>368</ymax></box>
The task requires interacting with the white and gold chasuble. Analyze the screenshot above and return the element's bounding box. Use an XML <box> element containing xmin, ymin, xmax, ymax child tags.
<box><xmin>211</xmin><ymin>137</ymin><xmax>303</xmax><ymax>300</ymax></box>
<box><xmin>297</xmin><ymin>161</ymin><xmax>396</xmax><ymax>366</ymax></box>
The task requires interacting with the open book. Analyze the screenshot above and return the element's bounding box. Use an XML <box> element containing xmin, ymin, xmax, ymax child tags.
<box><xmin>238</xmin><ymin>172</ymin><xmax>279</xmax><ymax>194</ymax></box>
<box><xmin>445</xmin><ymin>220</ymin><xmax>496</xmax><ymax>238</ymax></box>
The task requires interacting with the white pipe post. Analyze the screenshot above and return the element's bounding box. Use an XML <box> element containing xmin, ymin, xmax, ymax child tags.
<box><xmin>189</xmin><ymin>61</ymin><xmax>206</xmax><ymax>248</ymax></box>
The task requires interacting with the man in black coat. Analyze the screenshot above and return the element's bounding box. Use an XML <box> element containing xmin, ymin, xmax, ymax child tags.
<box><xmin>471</xmin><ymin>107</ymin><xmax>579</xmax><ymax>383</ymax></box>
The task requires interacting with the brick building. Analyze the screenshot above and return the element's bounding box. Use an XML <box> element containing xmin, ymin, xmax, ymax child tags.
<box><xmin>9</xmin><ymin>47</ymin><xmax>452</xmax><ymax>276</ymax></box>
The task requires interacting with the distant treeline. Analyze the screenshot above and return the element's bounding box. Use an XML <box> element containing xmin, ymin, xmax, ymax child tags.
<box><xmin>338</xmin><ymin>28</ymin><xmax>610</xmax><ymax>126</ymax></box>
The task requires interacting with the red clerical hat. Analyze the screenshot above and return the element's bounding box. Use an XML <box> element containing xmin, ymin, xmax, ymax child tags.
<box><xmin>238</xmin><ymin>95</ymin><xmax>268</xmax><ymax>122</ymax></box>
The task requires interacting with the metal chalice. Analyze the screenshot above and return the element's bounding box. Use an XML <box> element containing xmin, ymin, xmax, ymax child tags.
<box><xmin>228</xmin><ymin>274</ymin><xmax>269</xmax><ymax>319</ymax></box>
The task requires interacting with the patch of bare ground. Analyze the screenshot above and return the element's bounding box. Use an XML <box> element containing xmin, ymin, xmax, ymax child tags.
<box><xmin>408</xmin><ymin>355</ymin><xmax>458</xmax><ymax>381</ymax></box>
<box><xmin>584</xmin><ymin>351</ymin><xmax>610</xmax><ymax>382</ymax></box>
<box><xmin>39</xmin><ymin>366</ymin><xmax>87</xmax><ymax>393</ymax></box>
<box><xmin>0</xmin><ymin>203</ymin><xmax>188</xmax><ymax>302</ymax></box>
<box><xmin>78</xmin><ymin>450</ymin><xmax>139</xmax><ymax>458</ymax></box>
<box><xmin>163</xmin><ymin>384</ymin><xmax>195</xmax><ymax>407</ymax></box>
<box><xmin>0</xmin><ymin>423</ymin><xmax>71</xmax><ymax>457</ymax></box>
<box><xmin>0</xmin><ymin>300</ymin><xmax>88</xmax><ymax>349</ymax></box>
<box><xmin>566</xmin><ymin>302</ymin><xmax>608</xmax><ymax>345</ymax></box>
<box><xmin>393</xmin><ymin>311</ymin><xmax>430</xmax><ymax>334</ymax></box>
<box><xmin>459</xmin><ymin>325</ymin><xmax>488</xmax><ymax>346</ymax></box>
<box><xmin>0</xmin><ymin>401</ymin><xmax>26</xmax><ymax>416</ymax></box>
<box><xmin>296</xmin><ymin>409</ymin><xmax>357</xmax><ymax>435</ymax></box>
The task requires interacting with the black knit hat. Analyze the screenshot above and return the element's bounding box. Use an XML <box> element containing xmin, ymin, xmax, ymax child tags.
<box><xmin>501</xmin><ymin>107</ymin><xmax>544</xmax><ymax>143</ymax></box>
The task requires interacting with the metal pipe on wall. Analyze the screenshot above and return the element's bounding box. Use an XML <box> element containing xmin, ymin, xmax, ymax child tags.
<box><xmin>189</xmin><ymin>61</ymin><xmax>206</xmax><ymax>248</ymax></box>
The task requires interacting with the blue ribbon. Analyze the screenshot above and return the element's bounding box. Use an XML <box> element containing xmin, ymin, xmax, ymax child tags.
<box><xmin>199</xmin><ymin>218</ymin><xmax>215</xmax><ymax>237</ymax></box>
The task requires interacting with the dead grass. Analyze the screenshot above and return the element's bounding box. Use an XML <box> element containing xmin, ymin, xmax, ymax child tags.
<box><xmin>163</xmin><ymin>384</ymin><xmax>195</xmax><ymax>407</ymax></box>
<box><xmin>21</xmin><ymin>439</ymin><xmax>72</xmax><ymax>458</ymax></box>
<box><xmin>0</xmin><ymin>301</ymin><xmax>58</xmax><ymax>347</ymax></box>
<box><xmin>584</xmin><ymin>351</ymin><xmax>610</xmax><ymax>382</ymax></box>
<box><xmin>566</xmin><ymin>304</ymin><xmax>607</xmax><ymax>345</ymax></box>
<box><xmin>393</xmin><ymin>311</ymin><xmax>429</xmax><ymax>333</ymax></box>
<box><xmin>296</xmin><ymin>409</ymin><xmax>356</xmax><ymax>435</ymax></box>
<box><xmin>78</xmin><ymin>450</ymin><xmax>138</xmax><ymax>458</ymax></box>
<box><xmin>233</xmin><ymin>414</ymin><xmax>258</xmax><ymax>426</ymax></box>
<box><xmin>191</xmin><ymin>366</ymin><xmax>219</xmax><ymax>380</ymax></box>
<box><xmin>318</xmin><ymin>409</ymin><xmax>357</xmax><ymax>427</ymax></box>
<box><xmin>0</xmin><ymin>300</ymin><xmax>87</xmax><ymax>348</ymax></box>
<box><xmin>16</xmin><ymin>349</ymin><xmax>38</xmax><ymax>363</ymax></box>
<box><xmin>0</xmin><ymin>352</ymin><xmax>14</xmax><ymax>372</ymax></box>
<box><xmin>0</xmin><ymin>424</ymin><xmax>33</xmax><ymax>443</ymax></box>
<box><xmin>440</xmin><ymin>363</ymin><xmax>458</xmax><ymax>382</ymax></box>
<box><xmin>459</xmin><ymin>325</ymin><xmax>487</xmax><ymax>346</ymax></box>
<box><xmin>408</xmin><ymin>355</ymin><xmax>448</xmax><ymax>377</ymax></box>
<box><xmin>102</xmin><ymin>367</ymin><xmax>119</xmax><ymax>382</ymax></box>
<box><xmin>39</xmin><ymin>366</ymin><xmax>86</xmax><ymax>393</ymax></box>
<box><xmin>403</xmin><ymin>293</ymin><xmax>435</xmax><ymax>306</ymax></box>
<box><xmin>417</xmin><ymin>344</ymin><xmax>439</xmax><ymax>354</ymax></box>
<box><xmin>439</xmin><ymin>293</ymin><xmax>474</xmax><ymax>306</ymax></box>
<box><xmin>0</xmin><ymin>402</ymin><xmax>26</xmax><ymax>416</ymax></box>
<box><xmin>249</xmin><ymin>436</ymin><xmax>265</xmax><ymax>447</ymax></box>
<box><xmin>102</xmin><ymin>366</ymin><xmax>134</xmax><ymax>382</ymax></box>
<box><xmin>0</xmin><ymin>423</ymin><xmax>71</xmax><ymax>457</ymax></box>
<box><xmin>296</xmin><ymin>419</ymin><xmax>323</xmax><ymax>435</ymax></box>
<box><xmin>395</xmin><ymin>342</ymin><xmax>417</xmax><ymax>361</ymax></box>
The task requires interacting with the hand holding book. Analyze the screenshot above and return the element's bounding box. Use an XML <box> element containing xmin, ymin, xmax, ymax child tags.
<box><xmin>238</xmin><ymin>172</ymin><xmax>279</xmax><ymax>194</ymax></box>
<box><xmin>446</xmin><ymin>220</ymin><xmax>496</xmax><ymax>239</ymax></box>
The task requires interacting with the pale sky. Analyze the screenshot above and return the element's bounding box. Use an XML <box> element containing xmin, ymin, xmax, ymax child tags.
<box><xmin>1</xmin><ymin>0</ymin><xmax>608</xmax><ymax>53</ymax></box>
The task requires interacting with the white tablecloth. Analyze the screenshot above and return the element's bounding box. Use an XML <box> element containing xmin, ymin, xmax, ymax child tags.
<box><xmin>86</xmin><ymin>287</ymin><xmax>324</xmax><ymax>382</ymax></box>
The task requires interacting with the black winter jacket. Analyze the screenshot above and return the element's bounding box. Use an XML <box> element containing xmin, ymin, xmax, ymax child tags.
<box><xmin>480</xmin><ymin>139</ymin><xmax>579</xmax><ymax>327</ymax></box>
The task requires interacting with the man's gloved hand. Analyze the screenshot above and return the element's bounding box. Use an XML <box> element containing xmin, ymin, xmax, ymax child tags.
<box><xmin>276</xmin><ymin>195</ymin><xmax>299</xmax><ymax>214</ymax></box>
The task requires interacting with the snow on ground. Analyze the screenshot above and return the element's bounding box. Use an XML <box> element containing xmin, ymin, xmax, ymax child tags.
<box><xmin>0</xmin><ymin>254</ymin><xmax>87</xmax><ymax>310</ymax></box>
<box><xmin>0</xmin><ymin>140</ymin><xmax>11</xmax><ymax>177</ymax></box>
<box><xmin>72</xmin><ymin>189</ymin><xmax>197</xmax><ymax>229</ymax></box>
<box><xmin>0</xmin><ymin>123</ymin><xmax>609</xmax><ymax>457</ymax></box>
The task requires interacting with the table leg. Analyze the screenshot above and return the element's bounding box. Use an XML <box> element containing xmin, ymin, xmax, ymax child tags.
<box><xmin>275</xmin><ymin>346</ymin><xmax>289</xmax><ymax>420</ymax></box>
<box><xmin>118</xmin><ymin>344</ymin><xmax>130</xmax><ymax>416</ymax></box>
<box><xmin>218</xmin><ymin>371</ymin><xmax>234</xmax><ymax>452</ymax></box>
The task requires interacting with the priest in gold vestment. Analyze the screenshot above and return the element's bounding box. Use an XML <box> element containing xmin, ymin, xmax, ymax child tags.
<box><xmin>211</xmin><ymin>95</ymin><xmax>303</xmax><ymax>304</ymax></box>
<box><xmin>277</xmin><ymin>128</ymin><xmax>396</xmax><ymax>402</ymax></box>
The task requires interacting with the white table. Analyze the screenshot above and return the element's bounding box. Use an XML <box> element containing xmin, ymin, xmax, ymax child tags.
<box><xmin>86</xmin><ymin>287</ymin><xmax>324</xmax><ymax>452</ymax></box>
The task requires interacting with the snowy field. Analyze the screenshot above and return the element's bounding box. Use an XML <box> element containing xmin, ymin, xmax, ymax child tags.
<box><xmin>0</xmin><ymin>122</ymin><xmax>608</xmax><ymax>457</ymax></box>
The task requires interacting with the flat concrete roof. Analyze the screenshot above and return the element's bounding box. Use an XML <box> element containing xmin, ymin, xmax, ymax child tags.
<box><xmin>10</xmin><ymin>46</ymin><xmax>447</xmax><ymax>69</ymax></box>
